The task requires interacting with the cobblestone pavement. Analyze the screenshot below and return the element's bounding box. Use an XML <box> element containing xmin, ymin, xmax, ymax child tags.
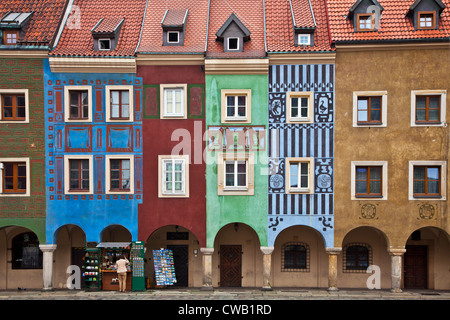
<box><xmin>0</xmin><ymin>288</ymin><xmax>449</xmax><ymax>300</ymax></box>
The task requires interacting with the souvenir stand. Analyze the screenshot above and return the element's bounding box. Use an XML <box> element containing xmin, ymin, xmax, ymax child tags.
<box><xmin>96</xmin><ymin>242</ymin><xmax>132</xmax><ymax>291</ymax></box>
<box><xmin>83</xmin><ymin>244</ymin><xmax>101</xmax><ymax>291</ymax></box>
<box><xmin>131</xmin><ymin>241</ymin><xmax>145</xmax><ymax>291</ymax></box>
<box><xmin>152</xmin><ymin>248</ymin><xmax>177</xmax><ymax>287</ymax></box>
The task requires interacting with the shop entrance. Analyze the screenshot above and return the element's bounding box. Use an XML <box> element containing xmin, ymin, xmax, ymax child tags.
<box><xmin>404</xmin><ymin>245</ymin><xmax>427</xmax><ymax>289</ymax></box>
<box><xmin>167</xmin><ymin>245</ymin><xmax>188</xmax><ymax>287</ymax></box>
<box><xmin>220</xmin><ymin>245</ymin><xmax>242</xmax><ymax>287</ymax></box>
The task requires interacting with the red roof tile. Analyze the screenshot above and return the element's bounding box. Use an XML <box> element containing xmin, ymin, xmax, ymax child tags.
<box><xmin>327</xmin><ymin>0</ymin><xmax>450</xmax><ymax>42</ymax></box>
<box><xmin>51</xmin><ymin>0</ymin><xmax>146</xmax><ymax>57</ymax></box>
<box><xmin>265</xmin><ymin>0</ymin><xmax>333</xmax><ymax>52</ymax></box>
<box><xmin>138</xmin><ymin>0</ymin><xmax>209</xmax><ymax>54</ymax></box>
<box><xmin>206</xmin><ymin>0</ymin><xmax>266</xmax><ymax>58</ymax></box>
<box><xmin>161</xmin><ymin>9</ymin><xmax>188</xmax><ymax>27</ymax></box>
<box><xmin>0</xmin><ymin>0</ymin><xmax>68</xmax><ymax>47</ymax></box>
<box><xmin>291</xmin><ymin>0</ymin><xmax>316</xmax><ymax>29</ymax></box>
<box><xmin>92</xmin><ymin>17</ymin><xmax>124</xmax><ymax>34</ymax></box>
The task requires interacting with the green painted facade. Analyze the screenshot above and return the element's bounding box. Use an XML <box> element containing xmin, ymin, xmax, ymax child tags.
<box><xmin>0</xmin><ymin>58</ymin><xmax>46</xmax><ymax>242</ymax></box>
<box><xmin>205</xmin><ymin>74</ymin><xmax>268</xmax><ymax>248</ymax></box>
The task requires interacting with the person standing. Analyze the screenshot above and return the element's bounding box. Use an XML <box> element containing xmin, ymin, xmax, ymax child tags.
<box><xmin>115</xmin><ymin>254</ymin><xmax>129</xmax><ymax>292</ymax></box>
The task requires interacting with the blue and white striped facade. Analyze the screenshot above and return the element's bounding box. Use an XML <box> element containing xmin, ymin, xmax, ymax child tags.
<box><xmin>267</xmin><ymin>64</ymin><xmax>335</xmax><ymax>248</ymax></box>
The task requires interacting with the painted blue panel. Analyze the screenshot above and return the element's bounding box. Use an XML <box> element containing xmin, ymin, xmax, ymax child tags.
<box><xmin>43</xmin><ymin>59</ymin><xmax>144</xmax><ymax>243</ymax></box>
<box><xmin>268</xmin><ymin>64</ymin><xmax>335</xmax><ymax>247</ymax></box>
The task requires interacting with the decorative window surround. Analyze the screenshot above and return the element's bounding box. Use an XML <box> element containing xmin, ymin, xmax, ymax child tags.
<box><xmin>64</xmin><ymin>86</ymin><xmax>93</xmax><ymax>122</ymax></box>
<box><xmin>64</xmin><ymin>155</ymin><xmax>94</xmax><ymax>195</ymax></box>
<box><xmin>286</xmin><ymin>91</ymin><xmax>314</xmax><ymax>124</ymax></box>
<box><xmin>411</xmin><ymin>90</ymin><xmax>446</xmax><ymax>127</ymax></box>
<box><xmin>352</xmin><ymin>91</ymin><xmax>387</xmax><ymax>127</ymax></box>
<box><xmin>285</xmin><ymin>157</ymin><xmax>314</xmax><ymax>194</ymax></box>
<box><xmin>105</xmin><ymin>85</ymin><xmax>134</xmax><ymax>122</ymax></box>
<box><xmin>409</xmin><ymin>160</ymin><xmax>446</xmax><ymax>200</ymax></box>
<box><xmin>0</xmin><ymin>89</ymin><xmax>29</xmax><ymax>123</ymax></box>
<box><xmin>221</xmin><ymin>89</ymin><xmax>252</xmax><ymax>124</ymax></box>
<box><xmin>105</xmin><ymin>154</ymin><xmax>134</xmax><ymax>194</ymax></box>
<box><xmin>217</xmin><ymin>152</ymin><xmax>254</xmax><ymax>196</ymax></box>
<box><xmin>158</xmin><ymin>155</ymin><xmax>189</xmax><ymax>198</ymax></box>
<box><xmin>160</xmin><ymin>84</ymin><xmax>187</xmax><ymax>119</ymax></box>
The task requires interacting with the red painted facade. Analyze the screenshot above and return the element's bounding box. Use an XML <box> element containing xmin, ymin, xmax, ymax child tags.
<box><xmin>137</xmin><ymin>65</ymin><xmax>206</xmax><ymax>247</ymax></box>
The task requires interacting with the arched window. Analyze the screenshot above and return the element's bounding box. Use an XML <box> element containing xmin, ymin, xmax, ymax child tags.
<box><xmin>282</xmin><ymin>242</ymin><xmax>309</xmax><ymax>272</ymax></box>
<box><xmin>344</xmin><ymin>243</ymin><xmax>372</xmax><ymax>273</ymax></box>
<box><xmin>11</xmin><ymin>232</ymin><xmax>42</xmax><ymax>269</ymax></box>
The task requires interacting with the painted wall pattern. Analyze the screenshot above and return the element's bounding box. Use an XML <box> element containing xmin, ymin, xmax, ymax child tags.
<box><xmin>44</xmin><ymin>60</ymin><xmax>143</xmax><ymax>243</ymax></box>
<box><xmin>267</xmin><ymin>64</ymin><xmax>334</xmax><ymax>248</ymax></box>
<box><xmin>0</xmin><ymin>58</ymin><xmax>46</xmax><ymax>241</ymax></box>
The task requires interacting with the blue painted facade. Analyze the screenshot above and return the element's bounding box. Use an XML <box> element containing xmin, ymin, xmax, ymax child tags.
<box><xmin>267</xmin><ymin>64</ymin><xmax>335</xmax><ymax>248</ymax></box>
<box><xmin>43</xmin><ymin>60</ymin><xmax>143</xmax><ymax>243</ymax></box>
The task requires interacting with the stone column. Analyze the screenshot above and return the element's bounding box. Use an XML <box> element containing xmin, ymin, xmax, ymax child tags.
<box><xmin>326</xmin><ymin>247</ymin><xmax>342</xmax><ymax>291</ymax></box>
<box><xmin>39</xmin><ymin>244</ymin><xmax>57</xmax><ymax>291</ymax></box>
<box><xmin>389</xmin><ymin>248</ymin><xmax>406</xmax><ymax>293</ymax></box>
<box><xmin>260</xmin><ymin>247</ymin><xmax>274</xmax><ymax>291</ymax></box>
<box><xmin>200</xmin><ymin>247</ymin><xmax>214</xmax><ymax>291</ymax></box>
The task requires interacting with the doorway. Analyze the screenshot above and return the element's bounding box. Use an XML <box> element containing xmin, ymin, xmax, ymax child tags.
<box><xmin>220</xmin><ymin>245</ymin><xmax>242</xmax><ymax>287</ymax></box>
<box><xmin>167</xmin><ymin>245</ymin><xmax>189</xmax><ymax>287</ymax></box>
<box><xmin>404</xmin><ymin>245</ymin><xmax>427</xmax><ymax>289</ymax></box>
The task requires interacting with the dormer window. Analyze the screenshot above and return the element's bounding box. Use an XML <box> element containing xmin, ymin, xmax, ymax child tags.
<box><xmin>99</xmin><ymin>39</ymin><xmax>111</xmax><ymax>50</ymax></box>
<box><xmin>298</xmin><ymin>34</ymin><xmax>311</xmax><ymax>45</ymax></box>
<box><xmin>0</xmin><ymin>12</ymin><xmax>33</xmax><ymax>46</ymax></box>
<box><xmin>161</xmin><ymin>9</ymin><xmax>188</xmax><ymax>46</ymax></box>
<box><xmin>407</xmin><ymin>0</ymin><xmax>445</xmax><ymax>30</ymax></box>
<box><xmin>91</xmin><ymin>17</ymin><xmax>124</xmax><ymax>51</ymax></box>
<box><xmin>289</xmin><ymin>0</ymin><xmax>316</xmax><ymax>46</ymax></box>
<box><xmin>216</xmin><ymin>13</ymin><xmax>251</xmax><ymax>53</ymax></box>
<box><xmin>348</xmin><ymin>0</ymin><xmax>384</xmax><ymax>32</ymax></box>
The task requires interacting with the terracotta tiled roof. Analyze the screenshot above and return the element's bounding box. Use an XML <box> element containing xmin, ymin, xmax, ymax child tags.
<box><xmin>138</xmin><ymin>0</ymin><xmax>209</xmax><ymax>54</ymax></box>
<box><xmin>50</xmin><ymin>0</ymin><xmax>146</xmax><ymax>57</ymax></box>
<box><xmin>291</xmin><ymin>0</ymin><xmax>316</xmax><ymax>29</ymax></box>
<box><xmin>161</xmin><ymin>9</ymin><xmax>188</xmax><ymax>27</ymax></box>
<box><xmin>265</xmin><ymin>0</ymin><xmax>333</xmax><ymax>53</ymax></box>
<box><xmin>92</xmin><ymin>17</ymin><xmax>124</xmax><ymax>34</ymax></box>
<box><xmin>206</xmin><ymin>0</ymin><xmax>266</xmax><ymax>58</ymax></box>
<box><xmin>327</xmin><ymin>0</ymin><xmax>450</xmax><ymax>43</ymax></box>
<box><xmin>0</xmin><ymin>0</ymin><xmax>68</xmax><ymax>47</ymax></box>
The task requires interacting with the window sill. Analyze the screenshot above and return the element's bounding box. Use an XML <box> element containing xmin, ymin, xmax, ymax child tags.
<box><xmin>223</xmin><ymin>187</ymin><xmax>248</xmax><ymax>192</ymax></box>
<box><xmin>355</xmin><ymin>195</ymin><xmax>383</xmax><ymax>198</ymax></box>
<box><xmin>414</xmin><ymin>122</ymin><xmax>442</xmax><ymax>126</ymax></box>
<box><xmin>288</xmin><ymin>188</ymin><xmax>310</xmax><ymax>194</ymax></box>
<box><xmin>412</xmin><ymin>195</ymin><xmax>442</xmax><ymax>199</ymax></box>
<box><xmin>356</xmin><ymin>122</ymin><xmax>383</xmax><ymax>126</ymax></box>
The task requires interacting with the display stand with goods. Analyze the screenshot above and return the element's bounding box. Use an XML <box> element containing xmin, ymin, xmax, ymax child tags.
<box><xmin>83</xmin><ymin>247</ymin><xmax>101</xmax><ymax>291</ymax></box>
<box><xmin>96</xmin><ymin>242</ymin><xmax>132</xmax><ymax>291</ymax></box>
<box><xmin>131</xmin><ymin>241</ymin><xmax>145</xmax><ymax>291</ymax></box>
<box><xmin>152</xmin><ymin>248</ymin><xmax>177</xmax><ymax>286</ymax></box>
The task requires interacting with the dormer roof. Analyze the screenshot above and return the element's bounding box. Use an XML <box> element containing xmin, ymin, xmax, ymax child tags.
<box><xmin>349</xmin><ymin>0</ymin><xmax>384</xmax><ymax>16</ymax></box>
<box><xmin>91</xmin><ymin>17</ymin><xmax>125</xmax><ymax>36</ymax></box>
<box><xmin>0</xmin><ymin>12</ymin><xmax>33</xmax><ymax>28</ymax></box>
<box><xmin>408</xmin><ymin>0</ymin><xmax>445</xmax><ymax>12</ymax></box>
<box><xmin>161</xmin><ymin>9</ymin><xmax>188</xmax><ymax>28</ymax></box>
<box><xmin>216</xmin><ymin>13</ymin><xmax>251</xmax><ymax>39</ymax></box>
<box><xmin>289</xmin><ymin>0</ymin><xmax>316</xmax><ymax>30</ymax></box>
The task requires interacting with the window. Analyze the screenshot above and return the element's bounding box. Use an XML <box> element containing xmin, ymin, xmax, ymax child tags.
<box><xmin>409</xmin><ymin>161</ymin><xmax>446</xmax><ymax>200</ymax></box>
<box><xmin>353</xmin><ymin>91</ymin><xmax>387</xmax><ymax>127</ymax></box>
<box><xmin>415</xmin><ymin>95</ymin><xmax>440</xmax><ymax>124</ymax></box>
<box><xmin>286</xmin><ymin>92</ymin><xmax>313</xmax><ymax>123</ymax></box>
<box><xmin>64</xmin><ymin>155</ymin><xmax>93</xmax><ymax>194</ymax></box>
<box><xmin>105</xmin><ymin>155</ymin><xmax>134</xmax><ymax>194</ymax></box>
<box><xmin>99</xmin><ymin>39</ymin><xmax>111</xmax><ymax>50</ymax></box>
<box><xmin>298</xmin><ymin>34</ymin><xmax>310</xmax><ymax>45</ymax></box>
<box><xmin>160</xmin><ymin>84</ymin><xmax>187</xmax><ymax>119</ymax></box>
<box><xmin>351</xmin><ymin>161</ymin><xmax>387</xmax><ymax>200</ymax></box>
<box><xmin>217</xmin><ymin>152</ymin><xmax>254</xmax><ymax>195</ymax></box>
<box><xmin>227</xmin><ymin>37</ymin><xmax>239</xmax><ymax>50</ymax></box>
<box><xmin>2</xmin><ymin>162</ymin><xmax>26</xmax><ymax>194</ymax></box>
<box><xmin>411</xmin><ymin>90</ymin><xmax>446</xmax><ymax>127</ymax></box>
<box><xmin>167</xmin><ymin>31</ymin><xmax>179</xmax><ymax>43</ymax></box>
<box><xmin>357</xmin><ymin>13</ymin><xmax>374</xmax><ymax>31</ymax></box>
<box><xmin>3</xmin><ymin>30</ymin><xmax>18</xmax><ymax>45</ymax></box>
<box><xmin>418</xmin><ymin>11</ymin><xmax>435</xmax><ymax>29</ymax></box>
<box><xmin>0</xmin><ymin>158</ymin><xmax>30</xmax><ymax>196</ymax></box>
<box><xmin>357</xmin><ymin>96</ymin><xmax>382</xmax><ymax>124</ymax></box>
<box><xmin>105</xmin><ymin>86</ymin><xmax>133</xmax><ymax>122</ymax></box>
<box><xmin>286</xmin><ymin>158</ymin><xmax>314</xmax><ymax>194</ymax></box>
<box><xmin>12</xmin><ymin>232</ymin><xmax>42</xmax><ymax>269</ymax></box>
<box><xmin>344</xmin><ymin>244</ymin><xmax>371</xmax><ymax>272</ymax></box>
<box><xmin>1</xmin><ymin>94</ymin><xmax>25</xmax><ymax>121</ymax></box>
<box><xmin>221</xmin><ymin>89</ymin><xmax>251</xmax><ymax>123</ymax></box>
<box><xmin>282</xmin><ymin>243</ymin><xmax>309</xmax><ymax>272</ymax></box>
<box><xmin>158</xmin><ymin>155</ymin><xmax>189</xmax><ymax>198</ymax></box>
<box><xmin>64</xmin><ymin>86</ymin><xmax>92</xmax><ymax>122</ymax></box>
<box><xmin>355</xmin><ymin>166</ymin><xmax>382</xmax><ymax>197</ymax></box>
<box><xmin>0</xmin><ymin>90</ymin><xmax>29</xmax><ymax>123</ymax></box>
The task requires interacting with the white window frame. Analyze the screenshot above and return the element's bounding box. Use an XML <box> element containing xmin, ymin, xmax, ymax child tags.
<box><xmin>221</xmin><ymin>89</ymin><xmax>252</xmax><ymax>124</ymax></box>
<box><xmin>158</xmin><ymin>155</ymin><xmax>189</xmax><ymax>198</ymax></box>
<box><xmin>105</xmin><ymin>155</ymin><xmax>134</xmax><ymax>194</ymax></box>
<box><xmin>217</xmin><ymin>152</ymin><xmax>254</xmax><ymax>195</ymax></box>
<box><xmin>227</xmin><ymin>37</ymin><xmax>239</xmax><ymax>50</ymax></box>
<box><xmin>64</xmin><ymin>155</ymin><xmax>94</xmax><ymax>195</ymax></box>
<box><xmin>64</xmin><ymin>86</ymin><xmax>93</xmax><ymax>122</ymax></box>
<box><xmin>286</xmin><ymin>91</ymin><xmax>314</xmax><ymax>123</ymax></box>
<box><xmin>286</xmin><ymin>157</ymin><xmax>314</xmax><ymax>194</ymax></box>
<box><xmin>351</xmin><ymin>161</ymin><xmax>388</xmax><ymax>200</ymax></box>
<box><xmin>167</xmin><ymin>31</ymin><xmax>180</xmax><ymax>44</ymax></box>
<box><xmin>105</xmin><ymin>85</ymin><xmax>134</xmax><ymax>122</ymax></box>
<box><xmin>0</xmin><ymin>89</ymin><xmax>29</xmax><ymax>123</ymax></box>
<box><xmin>298</xmin><ymin>34</ymin><xmax>311</xmax><ymax>45</ymax></box>
<box><xmin>98</xmin><ymin>38</ymin><xmax>111</xmax><ymax>51</ymax></box>
<box><xmin>352</xmin><ymin>91</ymin><xmax>388</xmax><ymax>127</ymax></box>
<box><xmin>0</xmin><ymin>157</ymin><xmax>30</xmax><ymax>197</ymax></box>
<box><xmin>410</xmin><ymin>90</ymin><xmax>447</xmax><ymax>127</ymax></box>
<box><xmin>160</xmin><ymin>84</ymin><xmax>187</xmax><ymax>119</ymax></box>
<box><xmin>409</xmin><ymin>160</ymin><xmax>446</xmax><ymax>200</ymax></box>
